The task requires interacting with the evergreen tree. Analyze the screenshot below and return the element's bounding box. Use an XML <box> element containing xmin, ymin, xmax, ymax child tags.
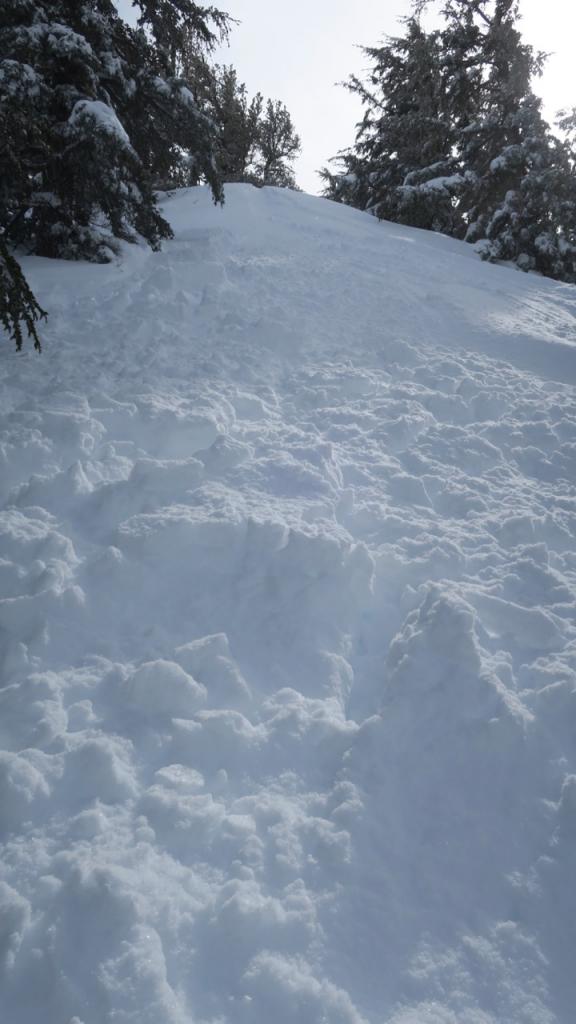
<box><xmin>0</xmin><ymin>0</ymin><xmax>228</xmax><ymax>263</ymax></box>
<box><xmin>0</xmin><ymin>0</ymin><xmax>231</xmax><ymax>349</ymax></box>
<box><xmin>256</xmin><ymin>99</ymin><xmax>301</xmax><ymax>188</ymax></box>
<box><xmin>216</xmin><ymin>68</ymin><xmax>263</xmax><ymax>183</ymax></box>
<box><xmin>0</xmin><ymin>236</ymin><xmax>46</xmax><ymax>352</ymax></box>
<box><xmin>135</xmin><ymin>0</ymin><xmax>230</xmax><ymax>76</ymax></box>
<box><xmin>190</xmin><ymin>63</ymin><xmax>263</xmax><ymax>183</ymax></box>
<box><xmin>324</xmin><ymin>0</ymin><xmax>576</xmax><ymax>282</ymax></box>
<box><xmin>130</xmin><ymin>0</ymin><xmax>231</xmax><ymax>190</ymax></box>
<box><xmin>182</xmin><ymin>59</ymin><xmax>300</xmax><ymax>189</ymax></box>
<box><xmin>443</xmin><ymin>2</ymin><xmax>540</xmax><ymax>236</ymax></box>
<box><xmin>442</xmin><ymin>0</ymin><xmax>576</xmax><ymax>278</ymax></box>
<box><xmin>323</xmin><ymin>19</ymin><xmax>463</xmax><ymax>234</ymax></box>
<box><xmin>465</xmin><ymin>99</ymin><xmax>576</xmax><ymax>279</ymax></box>
<box><xmin>558</xmin><ymin>108</ymin><xmax>576</xmax><ymax>150</ymax></box>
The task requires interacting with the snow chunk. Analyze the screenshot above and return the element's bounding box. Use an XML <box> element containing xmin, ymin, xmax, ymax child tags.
<box><xmin>0</xmin><ymin>882</ymin><xmax>31</xmax><ymax>970</ymax></box>
<box><xmin>0</xmin><ymin>751</ymin><xmax>52</xmax><ymax>834</ymax></box>
<box><xmin>174</xmin><ymin>634</ymin><xmax>252</xmax><ymax>707</ymax></box>
<box><xmin>63</xmin><ymin>736</ymin><xmax>137</xmax><ymax>803</ymax></box>
<box><xmin>244</xmin><ymin>952</ymin><xmax>367</xmax><ymax>1023</ymax></box>
<box><xmin>122</xmin><ymin>660</ymin><xmax>207</xmax><ymax>718</ymax></box>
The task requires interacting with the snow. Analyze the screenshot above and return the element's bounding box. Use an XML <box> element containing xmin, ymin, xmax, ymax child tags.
<box><xmin>402</xmin><ymin>173</ymin><xmax>464</xmax><ymax>193</ymax></box>
<box><xmin>0</xmin><ymin>60</ymin><xmax>41</xmax><ymax>98</ymax></box>
<box><xmin>489</xmin><ymin>146</ymin><xmax>522</xmax><ymax>173</ymax></box>
<box><xmin>1</xmin><ymin>184</ymin><xmax>576</xmax><ymax>1024</ymax></box>
<box><xmin>17</xmin><ymin>21</ymin><xmax>95</xmax><ymax>61</ymax></box>
<box><xmin>68</xmin><ymin>99</ymin><xmax>131</xmax><ymax>145</ymax></box>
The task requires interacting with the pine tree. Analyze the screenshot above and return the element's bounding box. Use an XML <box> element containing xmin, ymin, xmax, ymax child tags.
<box><xmin>130</xmin><ymin>0</ymin><xmax>231</xmax><ymax>190</ymax></box>
<box><xmin>324</xmin><ymin>0</ymin><xmax>576</xmax><ymax>282</ymax></box>
<box><xmin>1</xmin><ymin>2</ymin><xmax>162</xmax><ymax>261</ymax></box>
<box><xmin>444</xmin><ymin>2</ymin><xmax>541</xmax><ymax>239</ymax></box>
<box><xmin>0</xmin><ymin>0</ymin><xmax>232</xmax><ymax>349</ymax></box>
<box><xmin>442</xmin><ymin>0</ymin><xmax>576</xmax><ymax>278</ymax></box>
<box><xmin>256</xmin><ymin>99</ymin><xmax>301</xmax><ymax>188</ymax></box>
<box><xmin>0</xmin><ymin>236</ymin><xmax>46</xmax><ymax>352</ymax></box>
<box><xmin>322</xmin><ymin>19</ymin><xmax>463</xmax><ymax>234</ymax></box>
<box><xmin>181</xmin><ymin>58</ymin><xmax>300</xmax><ymax>189</ymax></box>
<box><xmin>218</xmin><ymin>69</ymin><xmax>263</xmax><ymax>183</ymax></box>
<box><xmin>135</xmin><ymin>0</ymin><xmax>230</xmax><ymax>76</ymax></box>
<box><xmin>0</xmin><ymin>0</ymin><xmax>229</xmax><ymax>263</ymax></box>
<box><xmin>189</xmin><ymin>63</ymin><xmax>263</xmax><ymax>183</ymax></box>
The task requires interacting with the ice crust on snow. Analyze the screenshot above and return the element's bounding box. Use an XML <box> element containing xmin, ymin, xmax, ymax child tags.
<box><xmin>1</xmin><ymin>184</ymin><xmax>576</xmax><ymax>1023</ymax></box>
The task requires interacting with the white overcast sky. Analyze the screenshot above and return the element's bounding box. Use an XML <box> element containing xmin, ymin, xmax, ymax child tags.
<box><xmin>117</xmin><ymin>0</ymin><xmax>576</xmax><ymax>195</ymax></box>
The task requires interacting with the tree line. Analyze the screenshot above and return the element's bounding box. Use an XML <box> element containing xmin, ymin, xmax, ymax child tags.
<box><xmin>323</xmin><ymin>0</ymin><xmax>576</xmax><ymax>283</ymax></box>
<box><xmin>0</xmin><ymin>0</ymin><xmax>300</xmax><ymax>350</ymax></box>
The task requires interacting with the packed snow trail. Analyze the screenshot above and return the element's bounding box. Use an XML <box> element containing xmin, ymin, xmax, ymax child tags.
<box><xmin>1</xmin><ymin>185</ymin><xmax>576</xmax><ymax>1024</ymax></box>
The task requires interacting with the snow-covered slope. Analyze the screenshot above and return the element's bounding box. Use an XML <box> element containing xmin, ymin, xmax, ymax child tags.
<box><xmin>1</xmin><ymin>185</ymin><xmax>576</xmax><ymax>1024</ymax></box>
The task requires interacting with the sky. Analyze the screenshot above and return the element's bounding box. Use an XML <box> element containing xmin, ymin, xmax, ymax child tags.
<box><xmin>117</xmin><ymin>0</ymin><xmax>576</xmax><ymax>195</ymax></box>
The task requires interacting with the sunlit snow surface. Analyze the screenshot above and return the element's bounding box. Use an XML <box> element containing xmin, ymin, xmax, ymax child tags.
<box><xmin>1</xmin><ymin>186</ymin><xmax>576</xmax><ymax>1024</ymax></box>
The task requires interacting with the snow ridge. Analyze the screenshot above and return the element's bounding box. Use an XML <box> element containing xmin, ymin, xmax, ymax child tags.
<box><xmin>1</xmin><ymin>185</ymin><xmax>575</xmax><ymax>1024</ymax></box>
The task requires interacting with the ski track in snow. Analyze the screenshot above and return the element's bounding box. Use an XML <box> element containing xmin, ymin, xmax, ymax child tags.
<box><xmin>1</xmin><ymin>185</ymin><xmax>576</xmax><ymax>1024</ymax></box>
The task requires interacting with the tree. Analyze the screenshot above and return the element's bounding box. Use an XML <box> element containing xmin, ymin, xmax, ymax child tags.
<box><xmin>442</xmin><ymin>0</ymin><xmax>576</xmax><ymax>278</ymax></box>
<box><xmin>0</xmin><ymin>0</ymin><xmax>229</xmax><ymax>263</ymax></box>
<box><xmin>443</xmin><ymin>2</ymin><xmax>540</xmax><ymax>233</ymax></box>
<box><xmin>129</xmin><ymin>0</ymin><xmax>232</xmax><ymax>190</ymax></box>
<box><xmin>1</xmin><ymin>0</ymin><xmax>231</xmax><ymax>348</ymax></box>
<box><xmin>181</xmin><ymin>59</ymin><xmax>300</xmax><ymax>189</ymax></box>
<box><xmin>189</xmin><ymin>63</ymin><xmax>263</xmax><ymax>183</ymax></box>
<box><xmin>322</xmin><ymin>19</ymin><xmax>463</xmax><ymax>234</ymax></box>
<box><xmin>324</xmin><ymin>0</ymin><xmax>576</xmax><ymax>282</ymax></box>
<box><xmin>134</xmin><ymin>0</ymin><xmax>230</xmax><ymax>76</ymax></box>
<box><xmin>464</xmin><ymin>98</ymin><xmax>576</xmax><ymax>279</ymax></box>
<box><xmin>0</xmin><ymin>54</ymin><xmax>48</xmax><ymax>350</ymax></box>
<box><xmin>0</xmin><ymin>236</ymin><xmax>46</xmax><ymax>352</ymax></box>
<box><xmin>256</xmin><ymin>99</ymin><xmax>301</xmax><ymax>188</ymax></box>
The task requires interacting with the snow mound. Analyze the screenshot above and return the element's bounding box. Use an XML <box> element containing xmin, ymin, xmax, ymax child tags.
<box><xmin>1</xmin><ymin>185</ymin><xmax>576</xmax><ymax>1023</ymax></box>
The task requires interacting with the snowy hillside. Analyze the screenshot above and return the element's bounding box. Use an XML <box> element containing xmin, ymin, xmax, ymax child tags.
<box><xmin>1</xmin><ymin>185</ymin><xmax>576</xmax><ymax>1024</ymax></box>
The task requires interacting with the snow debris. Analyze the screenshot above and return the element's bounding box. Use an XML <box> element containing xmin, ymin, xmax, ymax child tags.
<box><xmin>1</xmin><ymin>184</ymin><xmax>576</xmax><ymax>1024</ymax></box>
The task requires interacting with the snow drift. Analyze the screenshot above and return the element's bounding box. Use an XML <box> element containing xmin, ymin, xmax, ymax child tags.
<box><xmin>1</xmin><ymin>185</ymin><xmax>576</xmax><ymax>1024</ymax></box>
